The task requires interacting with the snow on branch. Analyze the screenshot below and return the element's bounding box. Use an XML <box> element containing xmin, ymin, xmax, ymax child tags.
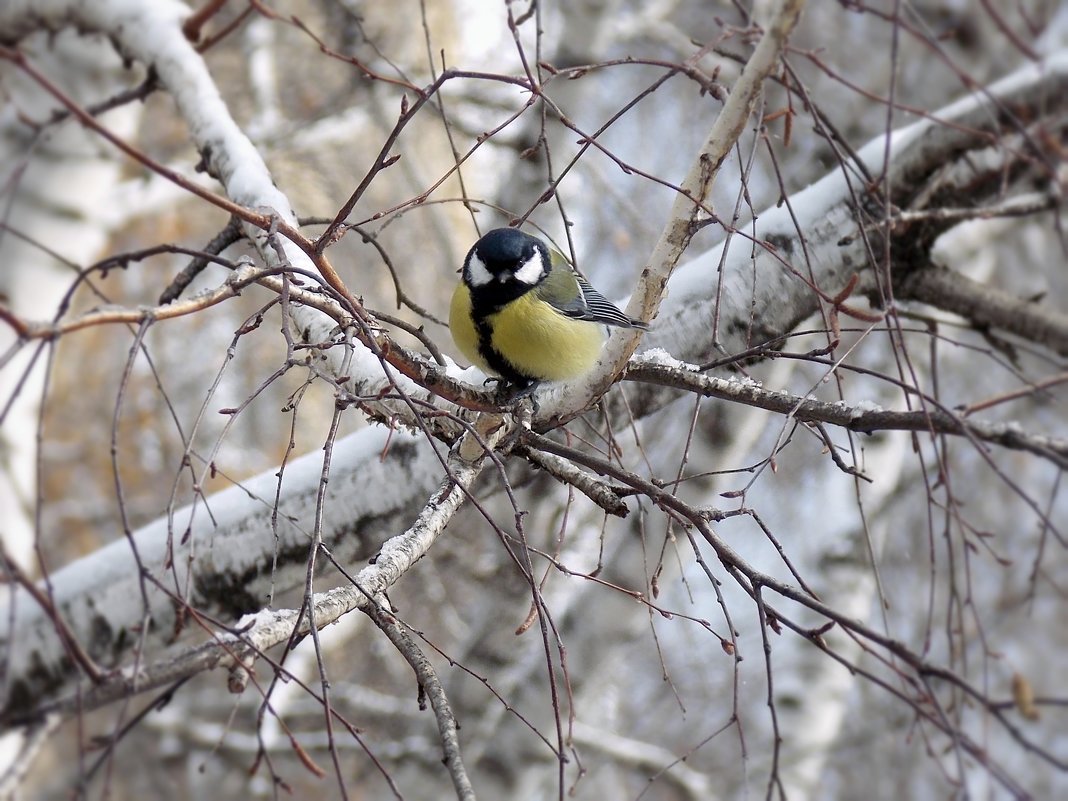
<box><xmin>646</xmin><ymin>48</ymin><xmax>1068</xmax><ymax>371</ymax></box>
<box><xmin>580</xmin><ymin>0</ymin><xmax>806</xmax><ymax>402</ymax></box>
<box><xmin>0</xmin><ymin>429</ymin><xmax>447</xmax><ymax>723</ymax></box>
<box><xmin>0</xmin><ymin>0</ymin><xmax>470</xmax><ymax>417</ymax></box>
<box><xmin>2</xmin><ymin>436</ymin><xmax>482</xmax><ymax>725</ymax></box>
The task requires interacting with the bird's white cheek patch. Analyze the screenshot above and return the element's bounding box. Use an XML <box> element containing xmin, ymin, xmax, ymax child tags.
<box><xmin>513</xmin><ymin>252</ymin><xmax>545</xmax><ymax>285</ymax></box>
<box><xmin>466</xmin><ymin>253</ymin><xmax>494</xmax><ymax>287</ymax></box>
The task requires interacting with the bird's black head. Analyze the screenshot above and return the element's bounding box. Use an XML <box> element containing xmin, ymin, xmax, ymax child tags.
<box><xmin>463</xmin><ymin>228</ymin><xmax>550</xmax><ymax>291</ymax></box>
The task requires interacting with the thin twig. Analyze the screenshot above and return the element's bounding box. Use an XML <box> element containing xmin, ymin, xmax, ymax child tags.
<box><xmin>364</xmin><ymin>599</ymin><xmax>476</xmax><ymax>801</ymax></box>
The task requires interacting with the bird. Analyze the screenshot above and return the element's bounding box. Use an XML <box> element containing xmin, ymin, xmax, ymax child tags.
<box><xmin>449</xmin><ymin>227</ymin><xmax>648</xmax><ymax>392</ymax></box>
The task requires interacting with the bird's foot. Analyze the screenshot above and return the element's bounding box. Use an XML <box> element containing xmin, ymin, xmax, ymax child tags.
<box><xmin>490</xmin><ymin>379</ymin><xmax>541</xmax><ymax>417</ymax></box>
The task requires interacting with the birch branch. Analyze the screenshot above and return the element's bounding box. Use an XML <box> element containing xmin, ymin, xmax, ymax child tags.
<box><xmin>0</xmin><ymin>428</ymin><xmax>443</xmax><ymax>722</ymax></box>
<box><xmin>575</xmin><ymin>0</ymin><xmax>807</xmax><ymax>402</ymax></box>
<box><xmin>2</xmin><ymin>451</ymin><xmax>481</xmax><ymax>725</ymax></box>
<box><xmin>625</xmin><ymin>358</ymin><xmax>1068</xmax><ymax>469</ymax></box>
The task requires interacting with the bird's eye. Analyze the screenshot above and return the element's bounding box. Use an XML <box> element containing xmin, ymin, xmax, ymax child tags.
<box><xmin>512</xmin><ymin>252</ymin><xmax>544</xmax><ymax>285</ymax></box>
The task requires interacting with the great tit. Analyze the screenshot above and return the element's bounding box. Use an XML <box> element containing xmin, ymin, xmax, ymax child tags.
<box><xmin>449</xmin><ymin>228</ymin><xmax>648</xmax><ymax>390</ymax></box>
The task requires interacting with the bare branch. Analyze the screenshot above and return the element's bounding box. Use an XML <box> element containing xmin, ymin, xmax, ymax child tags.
<box><xmin>624</xmin><ymin>358</ymin><xmax>1068</xmax><ymax>469</ymax></box>
<box><xmin>899</xmin><ymin>264</ymin><xmax>1068</xmax><ymax>357</ymax></box>
<box><xmin>519</xmin><ymin>447</ymin><xmax>631</xmax><ymax>518</ymax></box>
<box><xmin>3</xmin><ymin>260</ymin><xmax>268</xmax><ymax>339</ymax></box>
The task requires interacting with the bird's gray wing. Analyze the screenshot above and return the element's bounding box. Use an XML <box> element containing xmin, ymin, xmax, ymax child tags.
<box><xmin>535</xmin><ymin>249</ymin><xmax>648</xmax><ymax>329</ymax></box>
<box><xmin>573</xmin><ymin>274</ymin><xmax>648</xmax><ymax>329</ymax></box>
<box><xmin>533</xmin><ymin>273</ymin><xmax>589</xmax><ymax>319</ymax></box>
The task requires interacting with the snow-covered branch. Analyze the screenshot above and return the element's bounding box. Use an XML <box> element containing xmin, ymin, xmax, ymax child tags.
<box><xmin>582</xmin><ymin>0</ymin><xmax>806</xmax><ymax>400</ymax></box>
<box><xmin>2</xmin><ymin>438</ymin><xmax>480</xmax><ymax>724</ymax></box>
<box><xmin>0</xmin><ymin>0</ymin><xmax>478</xmax><ymax>422</ymax></box>
<box><xmin>0</xmin><ymin>428</ymin><xmax>445</xmax><ymax>722</ymax></box>
<box><xmin>651</xmin><ymin>48</ymin><xmax>1068</xmax><ymax>367</ymax></box>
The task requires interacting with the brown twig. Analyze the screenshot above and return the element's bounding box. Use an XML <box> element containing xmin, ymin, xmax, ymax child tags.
<box><xmin>181</xmin><ymin>0</ymin><xmax>228</xmax><ymax>42</ymax></box>
<box><xmin>364</xmin><ymin>600</ymin><xmax>476</xmax><ymax>801</ymax></box>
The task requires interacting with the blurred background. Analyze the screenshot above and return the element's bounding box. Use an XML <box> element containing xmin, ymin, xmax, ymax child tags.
<box><xmin>1</xmin><ymin>1</ymin><xmax>1066</xmax><ymax>798</ymax></box>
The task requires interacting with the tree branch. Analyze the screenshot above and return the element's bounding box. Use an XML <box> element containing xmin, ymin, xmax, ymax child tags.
<box><xmin>364</xmin><ymin>599</ymin><xmax>476</xmax><ymax>801</ymax></box>
<box><xmin>3</xmin><ymin>0</ymin><xmax>1066</xmax><ymax>743</ymax></box>
<box><xmin>578</xmin><ymin>0</ymin><xmax>807</xmax><ymax>401</ymax></box>
<box><xmin>898</xmin><ymin>264</ymin><xmax>1068</xmax><ymax>357</ymax></box>
<box><xmin>2</xmin><ymin>449</ymin><xmax>483</xmax><ymax>724</ymax></box>
<box><xmin>625</xmin><ymin>358</ymin><xmax>1068</xmax><ymax>469</ymax></box>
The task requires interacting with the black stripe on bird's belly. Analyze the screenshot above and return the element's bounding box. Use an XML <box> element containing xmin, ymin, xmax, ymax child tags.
<box><xmin>472</xmin><ymin>314</ymin><xmax>536</xmax><ymax>389</ymax></box>
<box><xmin>470</xmin><ymin>290</ymin><xmax>537</xmax><ymax>388</ymax></box>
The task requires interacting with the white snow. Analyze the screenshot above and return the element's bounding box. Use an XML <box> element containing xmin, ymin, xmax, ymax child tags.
<box><xmin>633</xmin><ymin>347</ymin><xmax>699</xmax><ymax>371</ymax></box>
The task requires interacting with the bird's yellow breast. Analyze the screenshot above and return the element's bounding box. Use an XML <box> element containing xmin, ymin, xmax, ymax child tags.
<box><xmin>449</xmin><ymin>284</ymin><xmax>488</xmax><ymax>372</ymax></box>
<box><xmin>449</xmin><ymin>284</ymin><xmax>606</xmax><ymax>382</ymax></box>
